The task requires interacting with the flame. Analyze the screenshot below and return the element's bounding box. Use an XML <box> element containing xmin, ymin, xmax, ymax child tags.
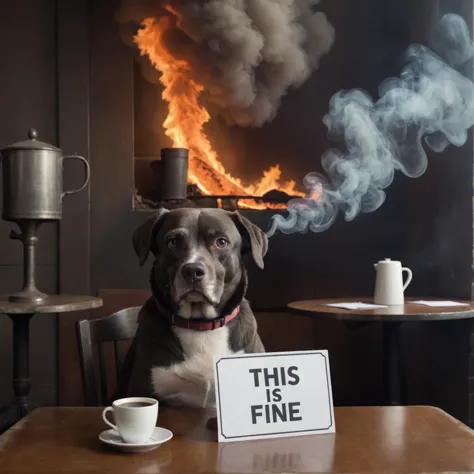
<box><xmin>134</xmin><ymin>12</ymin><xmax>304</xmax><ymax>209</ymax></box>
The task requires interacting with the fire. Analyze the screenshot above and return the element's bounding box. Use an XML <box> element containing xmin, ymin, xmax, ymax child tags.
<box><xmin>134</xmin><ymin>12</ymin><xmax>305</xmax><ymax>209</ymax></box>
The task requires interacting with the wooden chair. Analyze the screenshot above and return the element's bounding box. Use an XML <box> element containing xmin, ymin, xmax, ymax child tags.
<box><xmin>75</xmin><ymin>307</ymin><xmax>140</xmax><ymax>406</ymax></box>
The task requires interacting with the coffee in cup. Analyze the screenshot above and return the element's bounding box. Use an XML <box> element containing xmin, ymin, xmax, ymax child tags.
<box><xmin>102</xmin><ymin>397</ymin><xmax>158</xmax><ymax>444</ymax></box>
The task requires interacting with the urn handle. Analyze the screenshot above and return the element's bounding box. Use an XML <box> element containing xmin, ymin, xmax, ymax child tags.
<box><xmin>61</xmin><ymin>155</ymin><xmax>90</xmax><ymax>199</ymax></box>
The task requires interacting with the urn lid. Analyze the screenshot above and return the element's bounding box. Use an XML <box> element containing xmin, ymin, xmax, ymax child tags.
<box><xmin>2</xmin><ymin>128</ymin><xmax>61</xmax><ymax>152</ymax></box>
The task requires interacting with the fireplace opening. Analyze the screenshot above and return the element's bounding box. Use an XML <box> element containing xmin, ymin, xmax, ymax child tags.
<box><xmin>133</xmin><ymin>60</ymin><xmax>312</xmax><ymax>211</ymax></box>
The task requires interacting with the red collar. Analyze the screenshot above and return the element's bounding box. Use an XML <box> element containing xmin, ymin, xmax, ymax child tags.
<box><xmin>154</xmin><ymin>298</ymin><xmax>240</xmax><ymax>331</ymax></box>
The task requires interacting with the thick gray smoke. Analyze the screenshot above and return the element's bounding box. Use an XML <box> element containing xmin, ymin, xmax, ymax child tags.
<box><xmin>116</xmin><ymin>0</ymin><xmax>335</xmax><ymax>127</ymax></box>
<box><xmin>267</xmin><ymin>13</ymin><xmax>474</xmax><ymax>237</ymax></box>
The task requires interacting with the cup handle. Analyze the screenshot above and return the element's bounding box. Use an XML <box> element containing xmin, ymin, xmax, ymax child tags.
<box><xmin>102</xmin><ymin>407</ymin><xmax>117</xmax><ymax>431</ymax></box>
<box><xmin>402</xmin><ymin>267</ymin><xmax>413</xmax><ymax>291</ymax></box>
<box><xmin>61</xmin><ymin>155</ymin><xmax>91</xmax><ymax>199</ymax></box>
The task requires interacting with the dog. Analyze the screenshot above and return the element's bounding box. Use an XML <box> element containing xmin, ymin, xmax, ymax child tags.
<box><xmin>115</xmin><ymin>207</ymin><xmax>268</xmax><ymax>409</ymax></box>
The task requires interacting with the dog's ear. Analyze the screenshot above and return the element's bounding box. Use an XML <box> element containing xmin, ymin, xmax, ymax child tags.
<box><xmin>229</xmin><ymin>211</ymin><xmax>268</xmax><ymax>269</ymax></box>
<box><xmin>132</xmin><ymin>208</ymin><xmax>169</xmax><ymax>267</ymax></box>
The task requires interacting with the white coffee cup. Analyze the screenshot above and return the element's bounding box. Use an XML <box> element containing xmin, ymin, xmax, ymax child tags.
<box><xmin>102</xmin><ymin>397</ymin><xmax>158</xmax><ymax>444</ymax></box>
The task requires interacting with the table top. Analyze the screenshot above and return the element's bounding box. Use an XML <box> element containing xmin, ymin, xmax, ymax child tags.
<box><xmin>1</xmin><ymin>406</ymin><xmax>474</xmax><ymax>473</ymax></box>
<box><xmin>288</xmin><ymin>297</ymin><xmax>474</xmax><ymax>322</ymax></box>
<box><xmin>0</xmin><ymin>294</ymin><xmax>103</xmax><ymax>314</ymax></box>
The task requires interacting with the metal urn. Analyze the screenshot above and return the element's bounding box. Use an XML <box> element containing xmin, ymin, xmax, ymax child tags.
<box><xmin>0</xmin><ymin>128</ymin><xmax>90</xmax><ymax>303</ymax></box>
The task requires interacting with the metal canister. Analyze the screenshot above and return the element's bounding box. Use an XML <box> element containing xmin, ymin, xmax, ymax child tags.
<box><xmin>160</xmin><ymin>148</ymin><xmax>189</xmax><ymax>201</ymax></box>
<box><xmin>0</xmin><ymin>128</ymin><xmax>90</xmax><ymax>221</ymax></box>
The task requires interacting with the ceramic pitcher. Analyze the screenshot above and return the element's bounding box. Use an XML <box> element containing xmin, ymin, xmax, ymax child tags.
<box><xmin>374</xmin><ymin>258</ymin><xmax>412</xmax><ymax>305</ymax></box>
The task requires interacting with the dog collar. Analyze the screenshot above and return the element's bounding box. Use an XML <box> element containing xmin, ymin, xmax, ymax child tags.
<box><xmin>154</xmin><ymin>298</ymin><xmax>241</xmax><ymax>331</ymax></box>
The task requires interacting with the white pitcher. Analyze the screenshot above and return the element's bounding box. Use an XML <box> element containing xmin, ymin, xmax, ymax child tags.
<box><xmin>374</xmin><ymin>258</ymin><xmax>413</xmax><ymax>305</ymax></box>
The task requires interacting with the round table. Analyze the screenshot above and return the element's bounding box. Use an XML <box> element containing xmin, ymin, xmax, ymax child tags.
<box><xmin>0</xmin><ymin>294</ymin><xmax>103</xmax><ymax>432</ymax></box>
<box><xmin>287</xmin><ymin>297</ymin><xmax>474</xmax><ymax>406</ymax></box>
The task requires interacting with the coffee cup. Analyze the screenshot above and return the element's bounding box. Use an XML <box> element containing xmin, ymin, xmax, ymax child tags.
<box><xmin>102</xmin><ymin>397</ymin><xmax>158</xmax><ymax>444</ymax></box>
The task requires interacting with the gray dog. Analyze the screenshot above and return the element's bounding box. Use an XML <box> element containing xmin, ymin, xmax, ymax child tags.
<box><xmin>116</xmin><ymin>207</ymin><xmax>268</xmax><ymax>408</ymax></box>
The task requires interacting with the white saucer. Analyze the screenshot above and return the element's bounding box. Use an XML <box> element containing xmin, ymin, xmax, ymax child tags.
<box><xmin>99</xmin><ymin>427</ymin><xmax>173</xmax><ymax>453</ymax></box>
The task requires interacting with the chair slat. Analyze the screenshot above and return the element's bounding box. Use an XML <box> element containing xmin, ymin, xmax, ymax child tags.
<box><xmin>97</xmin><ymin>344</ymin><xmax>108</xmax><ymax>404</ymax></box>
<box><xmin>114</xmin><ymin>341</ymin><xmax>124</xmax><ymax>383</ymax></box>
<box><xmin>75</xmin><ymin>319</ymin><xmax>99</xmax><ymax>406</ymax></box>
<box><xmin>75</xmin><ymin>307</ymin><xmax>140</xmax><ymax>406</ymax></box>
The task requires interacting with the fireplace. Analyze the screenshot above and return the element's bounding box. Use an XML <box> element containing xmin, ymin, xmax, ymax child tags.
<box><xmin>132</xmin><ymin>45</ymin><xmax>318</xmax><ymax>212</ymax></box>
<box><xmin>55</xmin><ymin>0</ymin><xmax>474</xmax><ymax>425</ymax></box>
<box><xmin>134</xmin><ymin>60</ymin><xmax>306</xmax><ymax>211</ymax></box>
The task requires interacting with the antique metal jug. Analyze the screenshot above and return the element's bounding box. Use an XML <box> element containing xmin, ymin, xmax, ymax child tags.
<box><xmin>0</xmin><ymin>128</ymin><xmax>90</xmax><ymax>221</ymax></box>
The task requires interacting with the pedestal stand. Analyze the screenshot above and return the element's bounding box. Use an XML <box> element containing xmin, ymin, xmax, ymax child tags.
<box><xmin>8</xmin><ymin>220</ymin><xmax>47</xmax><ymax>303</ymax></box>
<box><xmin>0</xmin><ymin>315</ymin><xmax>37</xmax><ymax>430</ymax></box>
<box><xmin>382</xmin><ymin>322</ymin><xmax>402</xmax><ymax>406</ymax></box>
<box><xmin>0</xmin><ymin>294</ymin><xmax>103</xmax><ymax>433</ymax></box>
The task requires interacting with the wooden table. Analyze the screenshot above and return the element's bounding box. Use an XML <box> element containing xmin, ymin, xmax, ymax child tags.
<box><xmin>0</xmin><ymin>295</ymin><xmax>103</xmax><ymax>433</ymax></box>
<box><xmin>287</xmin><ymin>297</ymin><xmax>474</xmax><ymax>406</ymax></box>
<box><xmin>1</xmin><ymin>406</ymin><xmax>474</xmax><ymax>473</ymax></box>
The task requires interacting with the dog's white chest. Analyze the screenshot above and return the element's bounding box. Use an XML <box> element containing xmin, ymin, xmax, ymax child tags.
<box><xmin>151</xmin><ymin>326</ymin><xmax>239</xmax><ymax>407</ymax></box>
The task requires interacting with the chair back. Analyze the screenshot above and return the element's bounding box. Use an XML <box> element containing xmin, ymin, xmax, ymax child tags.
<box><xmin>76</xmin><ymin>306</ymin><xmax>140</xmax><ymax>406</ymax></box>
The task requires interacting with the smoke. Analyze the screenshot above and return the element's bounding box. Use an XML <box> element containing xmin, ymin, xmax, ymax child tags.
<box><xmin>116</xmin><ymin>0</ymin><xmax>335</xmax><ymax>128</ymax></box>
<box><xmin>267</xmin><ymin>13</ymin><xmax>474</xmax><ymax>237</ymax></box>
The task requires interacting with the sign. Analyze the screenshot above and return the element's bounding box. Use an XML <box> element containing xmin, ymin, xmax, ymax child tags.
<box><xmin>213</xmin><ymin>350</ymin><xmax>335</xmax><ymax>443</ymax></box>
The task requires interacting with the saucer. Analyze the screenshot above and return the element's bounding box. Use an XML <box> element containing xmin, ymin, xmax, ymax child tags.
<box><xmin>99</xmin><ymin>427</ymin><xmax>173</xmax><ymax>453</ymax></box>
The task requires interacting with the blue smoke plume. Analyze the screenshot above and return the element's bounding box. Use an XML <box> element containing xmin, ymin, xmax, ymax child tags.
<box><xmin>267</xmin><ymin>14</ymin><xmax>474</xmax><ymax>237</ymax></box>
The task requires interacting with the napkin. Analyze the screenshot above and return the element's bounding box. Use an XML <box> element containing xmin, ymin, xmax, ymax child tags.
<box><xmin>324</xmin><ymin>302</ymin><xmax>389</xmax><ymax>310</ymax></box>
<box><xmin>411</xmin><ymin>300</ymin><xmax>469</xmax><ymax>307</ymax></box>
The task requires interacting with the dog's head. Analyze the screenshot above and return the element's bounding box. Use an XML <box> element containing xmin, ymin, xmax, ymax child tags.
<box><xmin>132</xmin><ymin>208</ymin><xmax>268</xmax><ymax>319</ymax></box>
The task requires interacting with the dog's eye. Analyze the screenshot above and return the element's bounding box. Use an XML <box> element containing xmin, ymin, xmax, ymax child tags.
<box><xmin>215</xmin><ymin>237</ymin><xmax>228</xmax><ymax>249</ymax></box>
<box><xmin>167</xmin><ymin>238</ymin><xmax>178</xmax><ymax>249</ymax></box>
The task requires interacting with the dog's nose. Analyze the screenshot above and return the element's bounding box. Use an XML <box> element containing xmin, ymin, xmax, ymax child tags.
<box><xmin>182</xmin><ymin>262</ymin><xmax>206</xmax><ymax>282</ymax></box>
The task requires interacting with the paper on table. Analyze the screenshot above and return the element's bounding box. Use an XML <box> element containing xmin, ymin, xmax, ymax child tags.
<box><xmin>411</xmin><ymin>300</ymin><xmax>469</xmax><ymax>307</ymax></box>
<box><xmin>324</xmin><ymin>302</ymin><xmax>389</xmax><ymax>310</ymax></box>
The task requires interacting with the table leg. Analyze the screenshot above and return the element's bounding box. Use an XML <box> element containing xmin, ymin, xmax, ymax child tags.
<box><xmin>0</xmin><ymin>314</ymin><xmax>38</xmax><ymax>432</ymax></box>
<box><xmin>383</xmin><ymin>322</ymin><xmax>403</xmax><ymax>406</ymax></box>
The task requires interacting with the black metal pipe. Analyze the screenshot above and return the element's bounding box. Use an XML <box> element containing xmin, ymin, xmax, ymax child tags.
<box><xmin>160</xmin><ymin>148</ymin><xmax>189</xmax><ymax>200</ymax></box>
<box><xmin>383</xmin><ymin>322</ymin><xmax>403</xmax><ymax>405</ymax></box>
<box><xmin>12</xmin><ymin>315</ymin><xmax>32</xmax><ymax>403</ymax></box>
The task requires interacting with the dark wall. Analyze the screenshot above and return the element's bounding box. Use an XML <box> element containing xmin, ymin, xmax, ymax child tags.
<box><xmin>0</xmin><ymin>1</ymin><xmax>59</xmax><ymax>406</ymax></box>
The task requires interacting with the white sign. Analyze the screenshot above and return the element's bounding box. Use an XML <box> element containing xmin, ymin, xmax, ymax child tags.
<box><xmin>213</xmin><ymin>350</ymin><xmax>335</xmax><ymax>443</ymax></box>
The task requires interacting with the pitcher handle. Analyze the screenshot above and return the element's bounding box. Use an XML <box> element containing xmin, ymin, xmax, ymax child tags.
<box><xmin>402</xmin><ymin>267</ymin><xmax>413</xmax><ymax>291</ymax></box>
<box><xmin>61</xmin><ymin>155</ymin><xmax>90</xmax><ymax>199</ymax></box>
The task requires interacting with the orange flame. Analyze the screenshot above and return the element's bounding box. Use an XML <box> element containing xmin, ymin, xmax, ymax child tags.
<box><xmin>134</xmin><ymin>12</ymin><xmax>304</xmax><ymax>209</ymax></box>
